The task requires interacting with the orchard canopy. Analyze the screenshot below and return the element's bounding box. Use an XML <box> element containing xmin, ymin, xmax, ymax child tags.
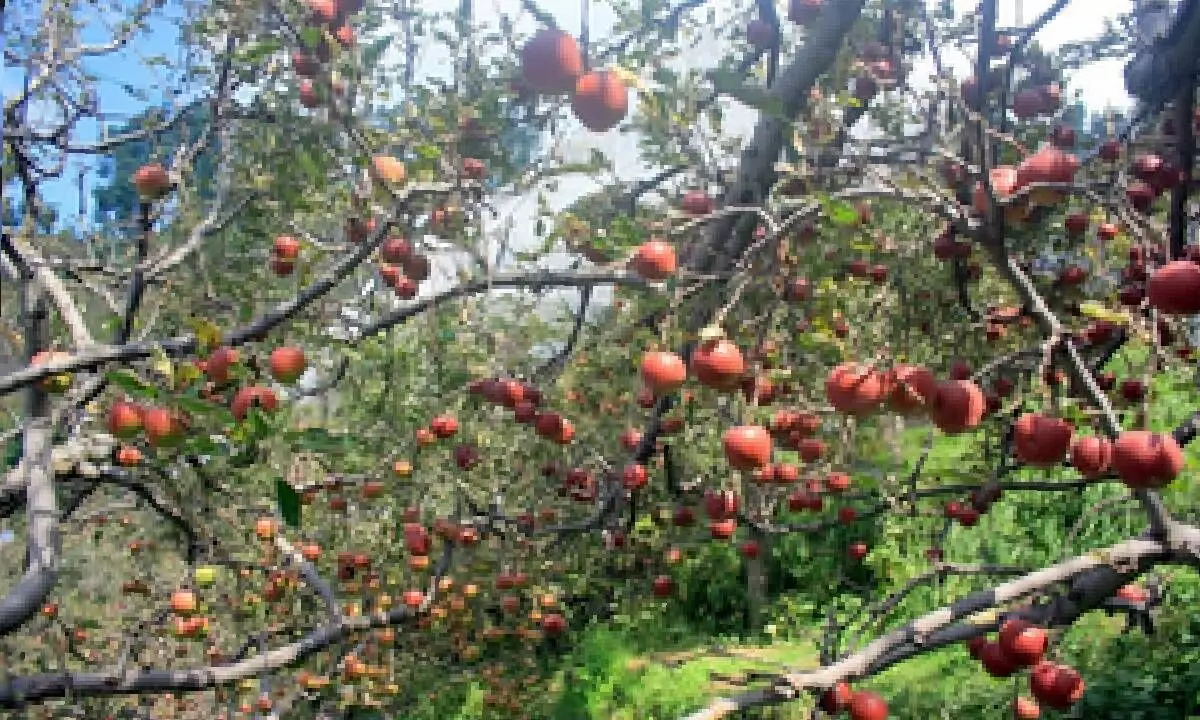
<box><xmin>3</xmin><ymin>0</ymin><xmax>1200</xmax><ymax>718</ymax></box>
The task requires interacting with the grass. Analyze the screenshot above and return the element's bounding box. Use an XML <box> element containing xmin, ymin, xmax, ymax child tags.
<box><xmin>542</xmin><ymin>625</ymin><xmax>819</xmax><ymax>720</ymax></box>
<box><xmin>530</xmin><ymin>343</ymin><xmax>1200</xmax><ymax>719</ymax></box>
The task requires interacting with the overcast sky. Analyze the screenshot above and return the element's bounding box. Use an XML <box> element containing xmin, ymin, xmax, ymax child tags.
<box><xmin>384</xmin><ymin>0</ymin><xmax>1137</xmax><ymax>284</ymax></box>
<box><xmin>4</xmin><ymin>0</ymin><xmax>1146</xmax><ymax>346</ymax></box>
<box><xmin>394</xmin><ymin>0</ymin><xmax>1135</xmax><ymax>217</ymax></box>
<box><xmin>352</xmin><ymin>0</ymin><xmax>1143</xmax><ymax>346</ymax></box>
<box><xmin>3</xmin><ymin>0</ymin><xmax>1136</xmax><ymax>229</ymax></box>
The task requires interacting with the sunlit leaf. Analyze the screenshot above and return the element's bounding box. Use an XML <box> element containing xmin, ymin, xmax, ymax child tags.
<box><xmin>236</xmin><ymin>39</ymin><xmax>281</xmax><ymax>64</ymax></box>
<box><xmin>105</xmin><ymin>369</ymin><xmax>158</xmax><ymax>399</ymax></box>
<box><xmin>607</xmin><ymin>66</ymin><xmax>646</xmax><ymax>91</ymax></box>
<box><xmin>824</xmin><ymin>200</ymin><xmax>861</xmax><ymax>227</ymax></box>
<box><xmin>149</xmin><ymin>346</ymin><xmax>174</xmax><ymax>387</ymax></box>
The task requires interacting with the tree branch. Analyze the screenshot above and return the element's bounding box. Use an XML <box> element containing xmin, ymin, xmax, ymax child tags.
<box><xmin>681</xmin><ymin>0</ymin><xmax>868</xmax><ymax>273</ymax></box>
<box><xmin>0</xmin><ymin>183</ymin><xmax>451</xmax><ymax>397</ymax></box>
<box><xmin>684</xmin><ymin>532</ymin><xmax>1200</xmax><ymax>718</ymax></box>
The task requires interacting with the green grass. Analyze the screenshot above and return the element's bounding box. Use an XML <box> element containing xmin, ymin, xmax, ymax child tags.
<box><xmin>523</xmin><ymin>342</ymin><xmax>1200</xmax><ymax>719</ymax></box>
<box><xmin>544</xmin><ymin>625</ymin><xmax>818</xmax><ymax>720</ymax></box>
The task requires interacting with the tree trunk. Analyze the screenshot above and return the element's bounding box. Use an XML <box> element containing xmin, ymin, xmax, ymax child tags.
<box><xmin>682</xmin><ymin>1</ymin><xmax>868</xmax><ymax>275</ymax></box>
<box><xmin>744</xmin><ymin>525</ymin><xmax>768</xmax><ymax>632</ymax></box>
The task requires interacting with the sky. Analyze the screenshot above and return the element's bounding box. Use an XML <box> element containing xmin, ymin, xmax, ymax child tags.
<box><xmin>1</xmin><ymin>0</ymin><xmax>1147</xmax><ymax>383</ymax></box>
<box><xmin>400</xmin><ymin>0</ymin><xmax>1139</xmax><ymax>228</ymax></box>
<box><xmin>3</xmin><ymin>0</ymin><xmax>1140</xmax><ymax>229</ymax></box>
<box><xmin>2</xmin><ymin>0</ymin><xmax>194</xmax><ymax>224</ymax></box>
<box><xmin>4</xmin><ymin>0</ymin><xmax>1145</xmax><ymax>334</ymax></box>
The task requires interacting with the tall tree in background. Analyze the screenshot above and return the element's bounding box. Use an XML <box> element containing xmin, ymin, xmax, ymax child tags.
<box><xmin>92</xmin><ymin>103</ymin><xmax>219</xmax><ymax>226</ymax></box>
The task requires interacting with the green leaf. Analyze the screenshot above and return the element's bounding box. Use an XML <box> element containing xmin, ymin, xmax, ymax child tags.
<box><xmin>105</xmin><ymin>370</ymin><xmax>159</xmax><ymax>399</ymax></box>
<box><xmin>360</xmin><ymin>35</ymin><xmax>395</xmax><ymax>71</ymax></box>
<box><xmin>276</xmin><ymin>478</ymin><xmax>301</xmax><ymax>528</ymax></box>
<box><xmin>299</xmin><ymin>27</ymin><xmax>324</xmax><ymax>50</ymax></box>
<box><xmin>3</xmin><ymin>435</ymin><xmax>20</xmax><ymax>470</ymax></box>
<box><xmin>182</xmin><ymin>434</ymin><xmax>221</xmax><ymax>455</ymax></box>
<box><xmin>175</xmin><ymin>395</ymin><xmax>218</xmax><ymax>415</ymax></box>
<box><xmin>236</xmin><ymin>39</ymin><xmax>281</xmax><ymax>64</ymax></box>
<box><xmin>414</xmin><ymin>143</ymin><xmax>441</xmax><ymax>160</ymax></box>
<box><xmin>287</xmin><ymin>427</ymin><xmax>353</xmax><ymax>453</ymax></box>
<box><xmin>245</xmin><ymin>406</ymin><xmax>271</xmax><ymax>439</ymax></box>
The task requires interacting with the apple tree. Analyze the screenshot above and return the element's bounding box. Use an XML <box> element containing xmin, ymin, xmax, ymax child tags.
<box><xmin>2</xmin><ymin>0</ymin><xmax>1200</xmax><ymax>718</ymax></box>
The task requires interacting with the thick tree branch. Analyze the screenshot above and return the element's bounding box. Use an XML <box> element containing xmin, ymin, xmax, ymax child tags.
<box><xmin>0</xmin><ymin>233</ymin><xmax>95</xmax><ymax>350</ymax></box>
<box><xmin>684</xmin><ymin>532</ymin><xmax>1200</xmax><ymax>719</ymax></box>
<box><xmin>0</xmin><ymin>422</ymin><xmax>59</xmax><ymax>636</ymax></box>
<box><xmin>681</xmin><ymin>0</ymin><xmax>868</xmax><ymax>273</ymax></box>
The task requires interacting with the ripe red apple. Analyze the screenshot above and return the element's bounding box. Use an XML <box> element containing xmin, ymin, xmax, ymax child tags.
<box><xmin>430</xmin><ymin>414</ymin><xmax>459</xmax><ymax>438</ymax></box>
<box><xmin>1029</xmin><ymin>662</ymin><xmax>1085</xmax><ymax>710</ymax></box>
<box><xmin>520</xmin><ymin>29</ymin><xmax>583</xmax><ymax>95</ymax></box>
<box><xmin>1111</xmin><ymin>431</ymin><xmax>1184</xmax><ymax>488</ymax></box>
<box><xmin>652</xmin><ymin>575</ymin><xmax>673</xmax><ymax>598</ymax></box>
<box><xmin>269</xmin><ymin>346</ymin><xmax>306</xmax><ymax>384</ymax></box>
<box><xmin>232</xmin><ymin>386</ymin><xmax>279</xmax><ymax>421</ymax></box>
<box><xmin>722</xmin><ymin>425</ymin><xmax>772</xmax><ymax>470</ymax></box>
<box><xmin>461</xmin><ymin>157</ymin><xmax>487</xmax><ymax>179</ymax></box>
<box><xmin>640</xmin><ymin>351</ymin><xmax>687</xmax><ymax>395</ymax></box>
<box><xmin>298</xmin><ymin>80</ymin><xmax>320</xmax><ymax>109</ymax></box>
<box><xmin>205</xmin><ymin>346</ymin><xmax>239</xmax><ymax>385</ymax></box>
<box><xmin>142</xmin><ymin>407</ymin><xmax>183</xmax><ymax>447</ymax></box>
<box><xmin>541</xmin><ymin>613</ymin><xmax>567</xmax><ymax>636</ymax></box>
<box><xmin>1014</xmin><ymin>696</ymin><xmax>1041</xmax><ymax>719</ymax></box>
<box><xmin>270</xmin><ymin>257</ymin><xmax>295</xmax><ymax>276</ymax></box>
<box><xmin>132</xmin><ymin>163</ymin><xmax>171</xmax><ymax>200</ymax></box>
<box><xmin>847</xmin><ymin>691</ymin><xmax>888</xmax><ymax>720</ymax></box>
<box><xmin>273</xmin><ymin>235</ymin><xmax>300</xmax><ymax>260</ymax></box>
<box><xmin>998</xmin><ymin>619</ymin><xmax>1047</xmax><ymax>666</ymax></box>
<box><xmin>631</xmin><ymin>239</ymin><xmax>677</xmax><ymax>280</ymax></box>
<box><xmin>394</xmin><ymin>276</ymin><xmax>418</xmax><ymax>299</ymax></box>
<box><xmin>571</xmin><ymin>70</ymin><xmax>629</xmax><ymax>132</ymax></box>
<box><xmin>826</xmin><ymin>363</ymin><xmax>888</xmax><ymax>414</ymax></box>
<box><xmin>452</xmin><ymin>444</ymin><xmax>480</xmax><ymax>470</ymax></box>
<box><xmin>305</xmin><ymin>0</ymin><xmax>338</xmax><ymax>24</ymax></box>
<box><xmin>1148</xmin><ymin>261</ymin><xmax>1200</xmax><ymax>315</ymax></box>
<box><xmin>979</xmin><ymin>641</ymin><xmax>1020</xmax><ymax>677</ymax></box>
<box><xmin>1069</xmin><ymin>436</ymin><xmax>1112</xmax><ymax>478</ymax></box>
<box><xmin>1098</xmin><ymin>139</ymin><xmax>1121</xmax><ymax>161</ymax></box>
<box><xmin>1013</xmin><ymin>413</ymin><xmax>1073</xmax><ymax>466</ymax></box>
<box><xmin>376</xmin><ymin>237</ymin><xmax>411</xmax><ymax>265</ymax></box>
<box><xmin>291</xmin><ymin>51</ymin><xmax>320</xmax><ymax>78</ymax></box>
<box><xmin>818</xmin><ymin>682</ymin><xmax>852</xmax><ymax>713</ymax></box>
<box><xmin>333</xmin><ymin>24</ymin><xmax>355</xmax><ymax>47</ymax></box>
<box><xmin>115</xmin><ymin>445</ymin><xmax>142</xmax><ymax>466</ymax></box>
<box><xmin>107</xmin><ymin>401</ymin><xmax>143</xmax><ymax>438</ymax></box>
<box><xmin>681</xmin><ymin>190</ymin><xmax>714</xmax><ymax>216</ymax></box>
<box><xmin>691</xmin><ymin>339</ymin><xmax>745</xmax><ymax>391</ymax></box>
